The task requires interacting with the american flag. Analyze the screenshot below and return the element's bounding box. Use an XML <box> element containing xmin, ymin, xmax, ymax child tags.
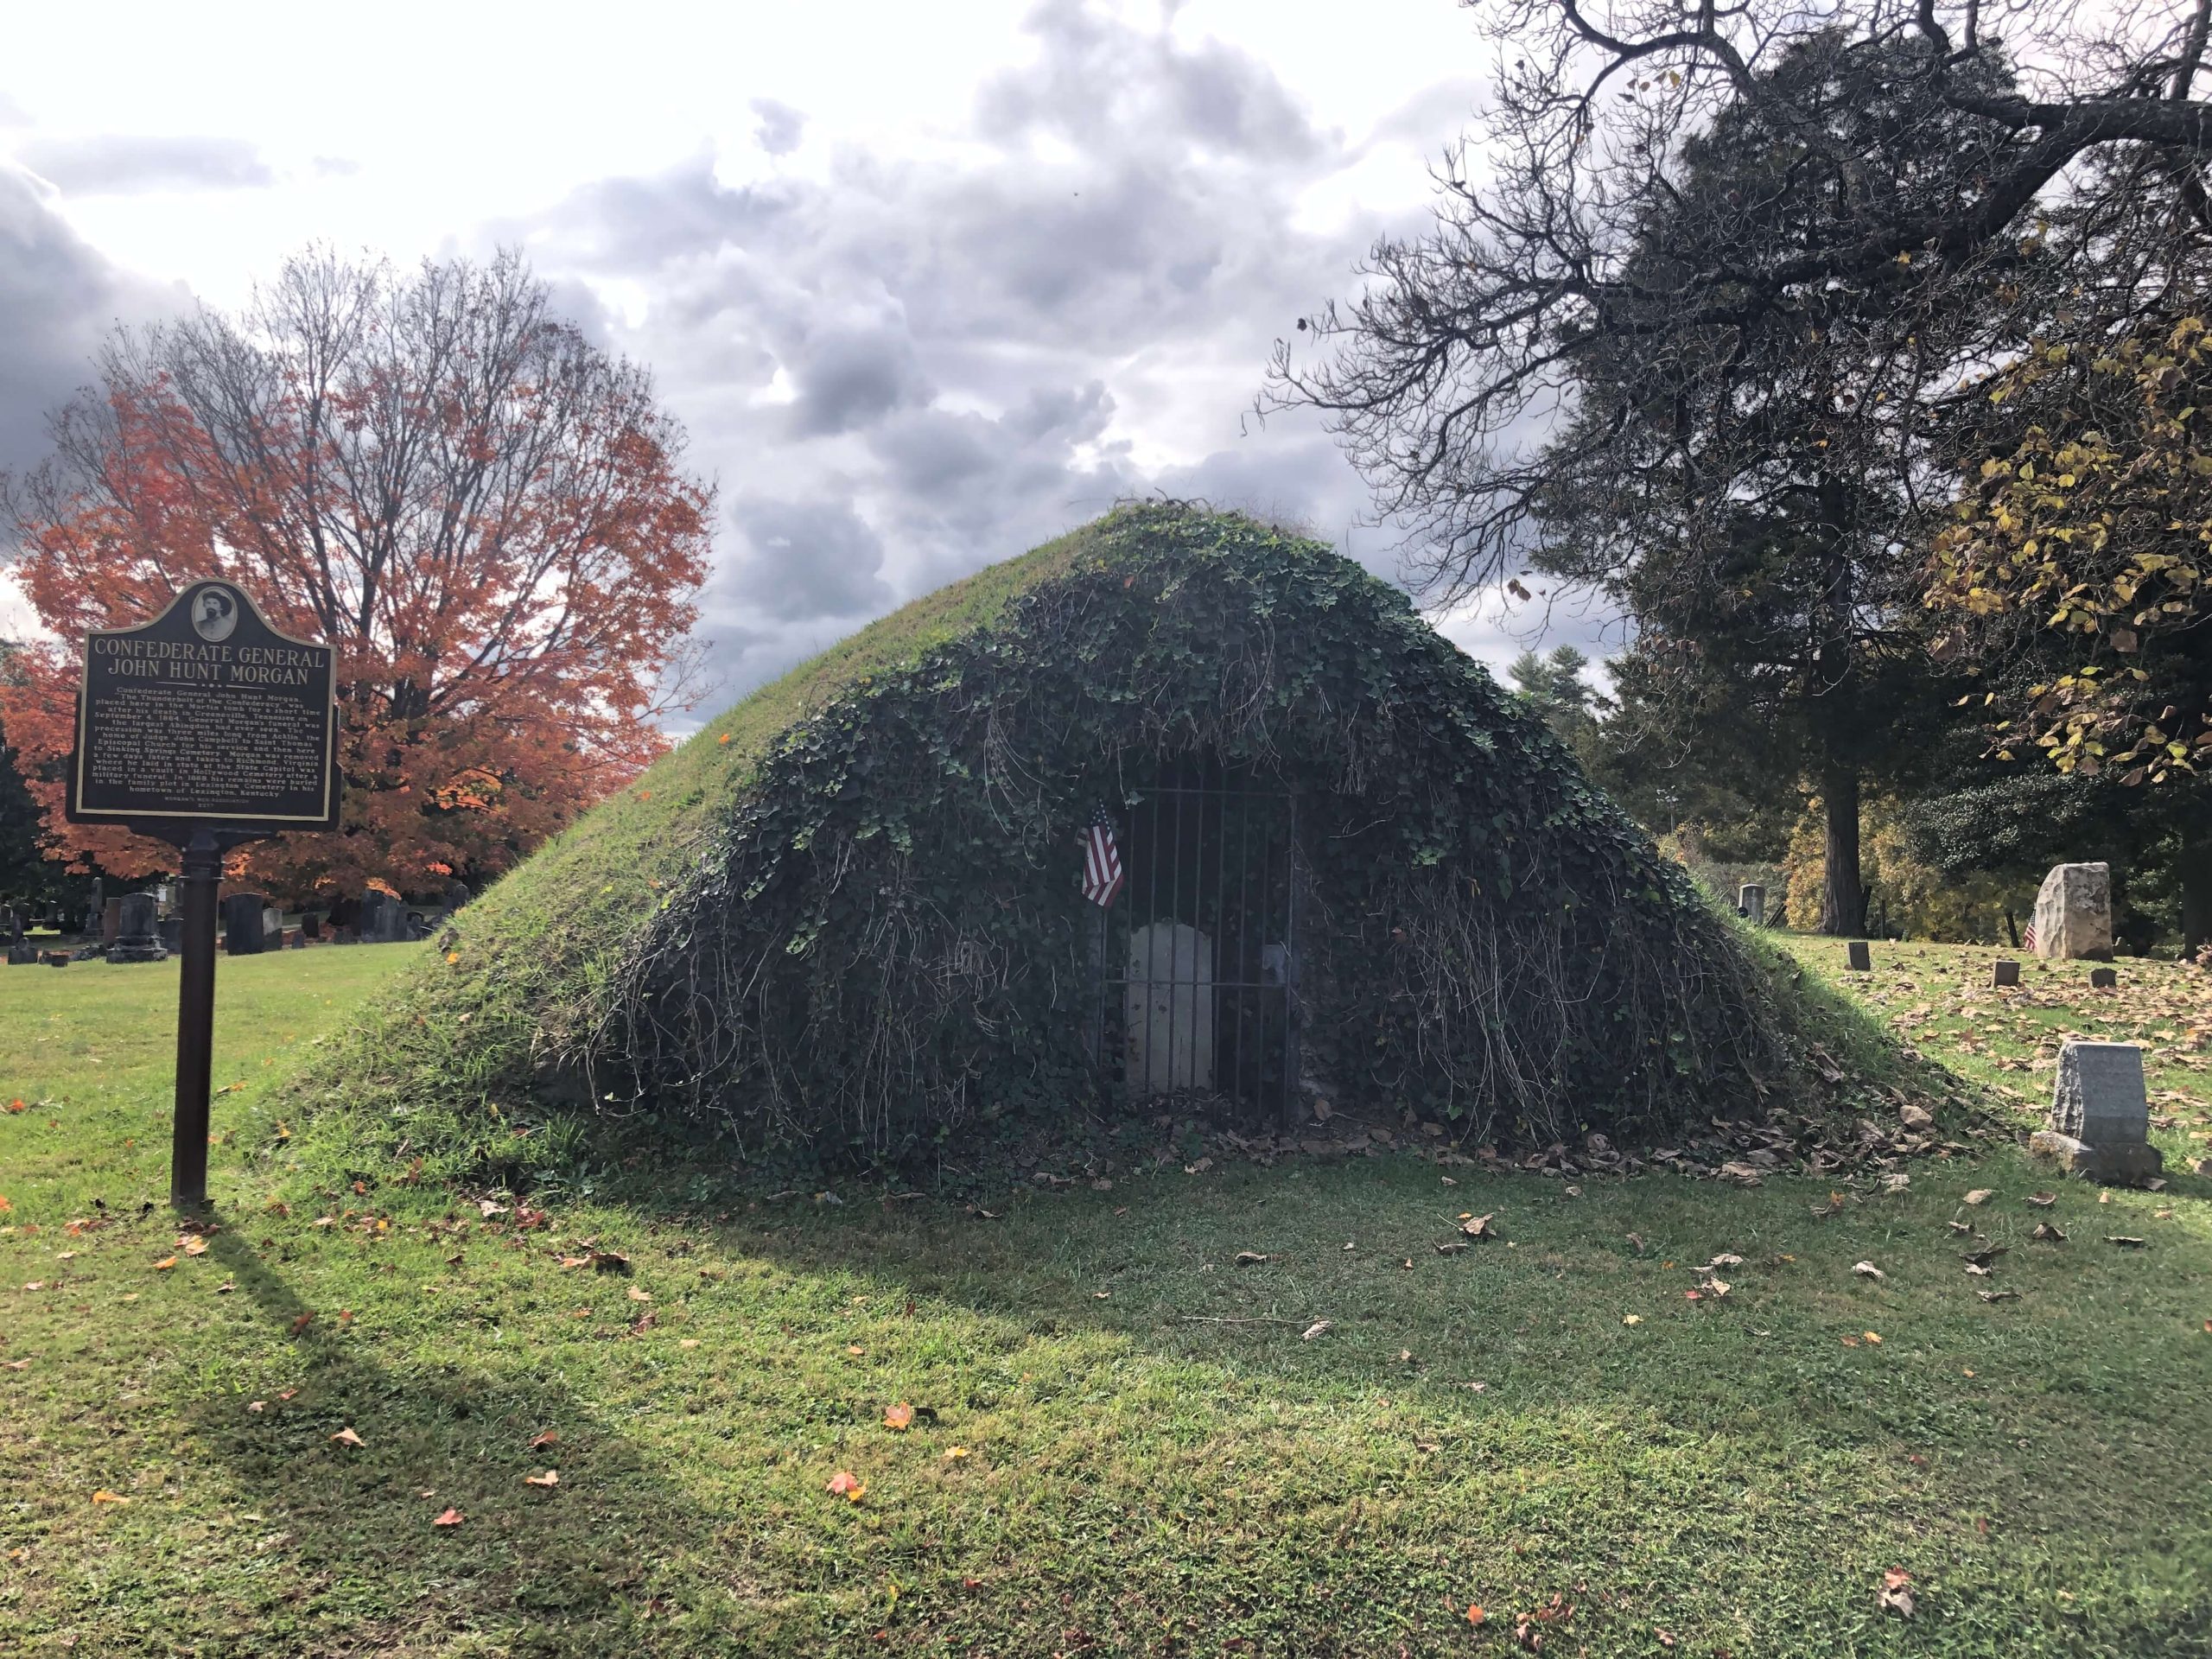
<box><xmin>1080</xmin><ymin>804</ymin><xmax>1124</xmax><ymax>908</ymax></box>
<box><xmin>2021</xmin><ymin>919</ymin><xmax>2037</xmax><ymax>954</ymax></box>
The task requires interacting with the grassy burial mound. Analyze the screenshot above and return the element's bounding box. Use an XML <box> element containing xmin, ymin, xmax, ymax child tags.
<box><xmin>312</xmin><ymin>505</ymin><xmax>1812</xmax><ymax>1168</ymax></box>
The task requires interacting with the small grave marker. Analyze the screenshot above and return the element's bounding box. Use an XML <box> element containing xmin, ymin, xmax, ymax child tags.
<box><xmin>2030</xmin><ymin>1040</ymin><xmax>2163</xmax><ymax>1184</ymax></box>
<box><xmin>1991</xmin><ymin>958</ymin><xmax>2020</xmax><ymax>988</ymax></box>
<box><xmin>1847</xmin><ymin>940</ymin><xmax>1872</xmax><ymax>972</ymax></box>
<box><xmin>2089</xmin><ymin>966</ymin><xmax>2118</xmax><ymax>989</ymax></box>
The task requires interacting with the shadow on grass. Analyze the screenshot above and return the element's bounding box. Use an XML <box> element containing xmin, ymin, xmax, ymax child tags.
<box><xmin>146</xmin><ymin>1222</ymin><xmax>714</xmax><ymax>1655</ymax></box>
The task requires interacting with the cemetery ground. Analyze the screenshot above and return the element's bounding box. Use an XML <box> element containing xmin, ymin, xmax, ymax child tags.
<box><xmin>2</xmin><ymin>946</ymin><xmax>2209</xmax><ymax>1657</ymax></box>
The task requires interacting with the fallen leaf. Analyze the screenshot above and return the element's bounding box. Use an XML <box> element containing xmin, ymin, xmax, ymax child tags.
<box><xmin>625</xmin><ymin>1285</ymin><xmax>652</xmax><ymax>1303</ymax></box>
<box><xmin>1622</xmin><ymin>1314</ymin><xmax>1643</xmax><ymax>1326</ymax></box>
<box><xmin>679</xmin><ymin>1337</ymin><xmax>701</xmax><ymax>1349</ymax></box>
<box><xmin>151</xmin><ymin>1255</ymin><xmax>179</xmax><ymax>1271</ymax></box>
<box><xmin>2031</xmin><ymin>1223</ymin><xmax>2067</xmax><ymax>1242</ymax></box>
<box><xmin>529</xmin><ymin>1429</ymin><xmax>559</xmax><ymax>1451</ymax></box>
<box><xmin>1234</xmin><ymin>1251</ymin><xmax>1270</xmax><ymax>1267</ymax></box>
<box><xmin>944</xmin><ymin>1446</ymin><xmax>970</xmax><ymax>1461</ymax></box>
<box><xmin>1864</xmin><ymin>1331</ymin><xmax>1884</xmax><ymax>1344</ymax></box>
<box><xmin>1460</xmin><ymin>1214</ymin><xmax>1496</xmax><ymax>1239</ymax></box>
<box><xmin>432</xmin><ymin>1507</ymin><xmax>464</xmax><ymax>1528</ymax></box>
<box><xmin>524</xmin><ymin>1470</ymin><xmax>559</xmax><ymax>1487</ymax></box>
<box><xmin>884</xmin><ymin>1402</ymin><xmax>914</xmax><ymax>1432</ymax></box>
<box><xmin>1977</xmin><ymin>1289</ymin><xmax>2021</xmax><ymax>1303</ymax></box>
<box><xmin>329</xmin><ymin>1427</ymin><xmax>365</xmax><ymax>1449</ymax></box>
<box><xmin>1878</xmin><ymin>1567</ymin><xmax>1915</xmax><ymax>1618</ymax></box>
<box><xmin>1466</xmin><ymin>1605</ymin><xmax>1486</xmax><ymax>1627</ymax></box>
<box><xmin>2106</xmin><ymin>1236</ymin><xmax>2149</xmax><ymax>1249</ymax></box>
<box><xmin>1718</xmin><ymin>1161</ymin><xmax>1764</xmax><ymax>1186</ymax></box>
<box><xmin>1963</xmin><ymin>1189</ymin><xmax>1995</xmax><ymax>1205</ymax></box>
<box><xmin>1704</xmin><ymin>1253</ymin><xmax>1744</xmax><ymax>1269</ymax></box>
<box><xmin>91</xmin><ymin>1490</ymin><xmax>130</xmax><ymax>1505</ymax></box>
<box><xmin>181</xmin><ymin>1236</ymin><xmax>208</xmax><ymax>1256</ymax></box>
<box><xmin>1301</xmin><ymin>1319</ymin><xmax>1333</xmax><ymax>1341</ymax></box>
<box><xmin>2025</xmin><ymin>1192</ymin><xmax>2057</xmax><ymax>1208</ymax></box>
<box><xmin>4</xmin><ymin>1358</ymin><xmax>31</xmax><ymax>1371</ymax></box>
<box><xmin>1853</xmin><ymin>1262</ymin><xmax>1885</xmax><ymax>1281</ymax></box>
<box><xmin>290</xmin><ymin>1312</ymin><xmax>315</xmax><ymax>1336</ymax></box>
<box><xmin>827</xmin><ymin>1470</ymin><xmax>866</xmax><ymax>1503</ymax></box>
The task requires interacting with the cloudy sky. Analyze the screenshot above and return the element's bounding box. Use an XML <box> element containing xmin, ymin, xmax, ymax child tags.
<box><xmin>0</xmin><ymin>0</ymin><xmax>1613</xmax><ymax>715</ymax></box>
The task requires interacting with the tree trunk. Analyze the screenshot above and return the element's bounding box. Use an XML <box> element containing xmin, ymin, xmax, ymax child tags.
<box><xmin>2182</xmin><ymin>817</ymin><xmax>2212</xmax><ymax>959</ymax></box>
<box><xmin>1820</xmin><ymin>764</ymin><xmax>1865</xmax><ymax>937</ymax></box>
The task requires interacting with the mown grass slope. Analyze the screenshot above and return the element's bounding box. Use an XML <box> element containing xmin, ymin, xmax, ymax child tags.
<box><xmin>287</xmin><ymin>523</ymin><xmax>1097</xmax><ymax>1172</ymax></box>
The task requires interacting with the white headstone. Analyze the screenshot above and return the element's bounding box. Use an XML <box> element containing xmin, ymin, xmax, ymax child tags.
<box><xmin>2031</xmin><ymin>861</ymin><xmax>2113</xmax><ymax>960</ymax></box>
<box><xmin>1124</xmin><ymin>920</ymin><xmax>1213</xmax><ymax>1096</ymax></box>
<box><xmin>1738</xmin><ymin>884</ymin><xmax>1765</xmax><ymax>926</ymax></box>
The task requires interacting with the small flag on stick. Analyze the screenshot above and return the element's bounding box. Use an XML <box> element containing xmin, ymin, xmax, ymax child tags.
<box><xmin>1081</xmin><ymin>805</ymin><xmax>1124</xmax><ymax>908</ymax></box>
<box><xmin>2021</xmin><ymin>919</ymin><xmax>2037</xmax><ymax>954</ymax></box>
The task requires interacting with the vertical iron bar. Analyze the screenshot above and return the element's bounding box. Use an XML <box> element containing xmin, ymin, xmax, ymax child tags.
<box><xmin>1282</xmin><ymin>794</ymin><xmax>1299</xmax><ymax>1130</ymax></box>
<box><xmin>1212</xmin><ymin>774</ymin><xmax>1229</xmax><ymax>1112</ymax></box>
<box><xmin>1144</xmin><ymin>789</ymin><xmax>1160</xmax><ymax>1096</ymax></box>
<box><xmin>1167</xmin><ymin>782</ymin><xmax>1182</xmax><ymax>1093</ymax></box>
<box><xmin>1236</xmin><ymin>789</ymin><xmax>1251</xmax><ymax>1112</ymax></box>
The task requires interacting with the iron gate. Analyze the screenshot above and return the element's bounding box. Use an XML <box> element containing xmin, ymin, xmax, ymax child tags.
<box><xmin>1090</xmin><ymin>762</ymin><xmax>1299</xmax><ymax>1122</ymax></box>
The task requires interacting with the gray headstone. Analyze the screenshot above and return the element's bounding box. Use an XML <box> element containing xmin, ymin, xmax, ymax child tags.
<box><xmin>159</xmin><ymin>917</ymin><xmax>183</xmax><ymax>952</ymax></box>
<box><xmin>108</xmin><ymin>893</ymin><xmax>167</xmax><ymax>963</ymax></box>
<box><xmin>2089</xmin><ymin>966</ymin><xmax>2118</xmax><ymax>989</ymax></box>
<box><xmin>1123</xmin><ymin>920</ymin><xmax>1214</xmax><ymax>1096</ymax></box>
<box><xmin>2031</xmin><ymin>861</ymin><xmax>2113</xmax><ymax>960</ymax></box>
<box><xmin>360</xmin><ymin>890</ymin><xmax>405</xmax><ymax>944</ymax></box>
<box><xmin>101</xmin><ymin>897</ymin><xmax>123</xmax><ymax>944</ymax></box>
<box><xmin>1847</xmin><ymin>940</ymin><xmax>1872</xmax><ymax>972</ymax></box>
<box><xmin>300</xmin><ymin>911</ymin><xmax>321</xmax><ymax>939</ymax></box>
<box><xmin>1737</xmin><ymin>884</ymin><xmax>1765</xmax><ymax>927</ymax></box>
<box><xmin>443</xmin><ymin>879</ymin><xmax>472</xmax><ymax>912</ymax></box>
<box><xmin>7</xmin><ymin>941</ymin><xmax>36</xmax><ymax>965</ymax></box>
<box><xmin>2031</xmin><ymin>1040</ymin><xmax>2163</xmax><ymax>1183</ymax></box>
<box><xmin>222</xmin><ymin>893</ymin><xmax>267</xmax><ymax>956</ymax></box>
<box><xmin>1991</xmin><ymin>958</ymin><xmax>2020</xmax><ymax>988</ymax></box>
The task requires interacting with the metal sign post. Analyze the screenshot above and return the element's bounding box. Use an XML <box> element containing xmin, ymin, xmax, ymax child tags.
<box><xmin>64</xmin><ymin>580</ymin><xmax>340</xmax><ymax>1210</ymax></box>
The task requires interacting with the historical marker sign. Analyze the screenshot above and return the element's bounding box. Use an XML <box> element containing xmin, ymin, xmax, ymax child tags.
<box><xmin>66</xmin><ymin>579</ymin><xmax>340</xmax><ymax>831</ymax></box>
<box><xmin>62</xmin><ymin>579</ymin><xmax>343</xmax><ymax>1210</ymax></box>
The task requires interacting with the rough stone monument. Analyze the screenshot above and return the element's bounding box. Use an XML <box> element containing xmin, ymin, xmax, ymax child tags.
<box><xmin>108</xmin><ymin>893</ymin><xmax>168</xmax><ymax>963</ymax></box>
<box><xmin>1991</xmin><ymin>958</ymin><xmax>2021</xmax><ymax>988</ymax></box>
<box><xmin>1847</xmin><ymin>940</ymin><xmax>1872</xmax><ymax>972</ymax></box>
<box><xmin>1738</xmin><ymin>884</ymin><xmax>1766</xmax><ymax>926</ymax></box>
<box><xmin>2029</xmin><ymin>1040</ymin><xmax>2163</xmax><ymax>1183</ymax></box>
<box><xmin>2030</xmin><ymin>861</ymin><xmax>2113</xmax><ymax>960</ymax></box>
<box><xmin>221</xmin><ymin>893</ymin><xmax>267</xmax><ymax>956</ymax></box>
<box><xmin>1124</xmin><ymin>920</ymin><xmax>1214</xmax><ymax>1096</ymax></box>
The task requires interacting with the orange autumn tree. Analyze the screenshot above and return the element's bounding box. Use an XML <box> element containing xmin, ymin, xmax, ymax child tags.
<box><xmin>1</xmin><ymin>246</ymin><xmax>712</xmax><ymax>899</ymax></box>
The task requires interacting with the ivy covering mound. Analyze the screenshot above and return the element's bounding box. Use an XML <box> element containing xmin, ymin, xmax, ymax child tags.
<box><xmin>302</xmin><ymin>505</ymin><xmax>1823</xmax><ymax>1172</ymax></box>
<box><xmin>592</xmin><ymin>505</ymin><xmax>1805</xmax><ymax>1160</ymax></box>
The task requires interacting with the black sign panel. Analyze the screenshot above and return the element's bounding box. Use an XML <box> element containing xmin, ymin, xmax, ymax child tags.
<box><xmin>66</xmin><ymin>580</ymin><xmax>340</xmax><ymax>831</ymax></box>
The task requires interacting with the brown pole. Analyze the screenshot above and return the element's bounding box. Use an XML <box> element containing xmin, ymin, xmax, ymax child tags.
<box><xmin>171</xmin><ymin>827</ymin><xmax>220</xmax><ymax>1210</ymax></box>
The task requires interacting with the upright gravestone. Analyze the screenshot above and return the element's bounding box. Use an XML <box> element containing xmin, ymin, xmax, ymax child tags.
<box><xmin>1124</xmin><ymin>920</ymin><xmax>1215</xmax><ymax>1096</ymax></box>
<box><xmin>109</xmin><ymin>893</ymin><xmax>167</xmax><ymax>963</ymax></box>
<box><xmin>300</xmin><ymin>911</ymin><xmax>321</xmax><ymax>940</ymax></box>
<box><xmin>158</xmin><ymin>916</ymin><xmax>183</xmax><ymax>954</ymax></box>
<box><xmin>1738</xmin><ymin>884</ymin><xmax>1766</xmax><ymax>927</ymax></box>
<box><xmin>101</xmin><ymin>897</ymin><xmax>124</xmax><ymax>944</ymax></box>
<box><xmin>1847</xmin><ymin>940</ymin><xmax>1872</xmax><ymax>972</ymax></box>
<box><xmin>2090</xmin><ymin>966</ymin><xmax>2119</xmax><ymax>990</ymax></box>
<box><xmin>2031</xmin><ymin>861</ymin><xmax>2113</xmax><ymax>961</ymax></box>
<box><xmin>2030</xmin><ymin>1040</ymin><xmax>2163</xmax><ymax>1183</ymax></box>
<box><xmin>1991</xmin><ymin>958</ymin><xmax>2021</xmax><ymax>988</ymax></box>
<box><xmin>222</xmin><ymin>893</ymin><xmax>267</xmax><ymax>956</ymax></box>
<box><xmin>359</xmin><ymin>890</ymin><xmax>404</xmax><ymax>944</ymax></box>
<box><xmin>443</xmin><ymin>878</ymin><xmax>472</xmax><ymax>912</ymax></box>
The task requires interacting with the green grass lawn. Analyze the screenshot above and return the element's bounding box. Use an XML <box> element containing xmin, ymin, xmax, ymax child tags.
<box><xmin>3</xmin><ymin>943</ymin><xmax>2210</xmax><ymax>1656</ymax></box>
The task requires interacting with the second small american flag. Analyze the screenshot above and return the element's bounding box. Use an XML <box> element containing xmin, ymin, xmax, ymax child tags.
<box><xmin>1081</xmin><ymin>804</ymin><xmax>1124</xmax><ymax>907</ymax></box>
